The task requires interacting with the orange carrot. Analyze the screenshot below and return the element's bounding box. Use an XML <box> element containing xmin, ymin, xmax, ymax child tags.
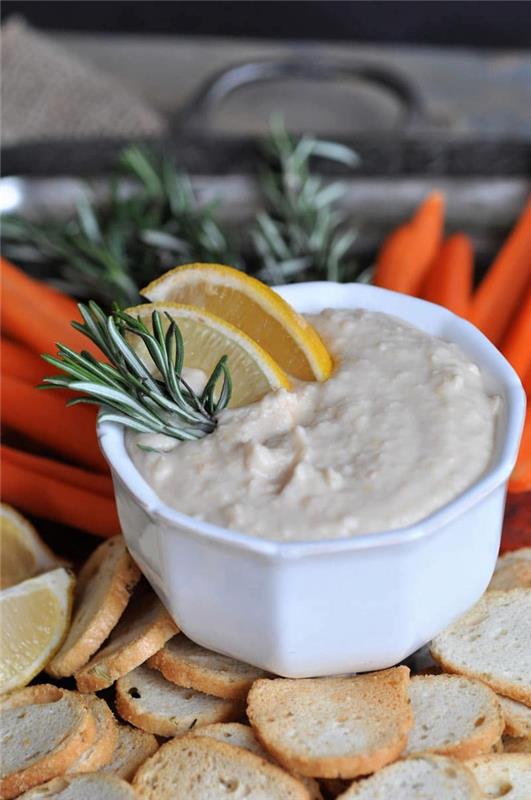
<box><xmin>374</xmin><ymin>191</ymin><xmax>445</xmax><ymax>294</ymax></box>
<box><xmin>1</xmin><ymin>459</ymin><xmax>120</xmax><ymax>538</ymax></box>
<box><xmin>1</xmin><ymin>445</ymin><xmax>113</xmax><ymax>497</ymax></box>
<box><xmin>421</xmin><ymin>233</ymin><xmax>474</xmax><ymax>317</ymax></box>
<box><xmin>1</xmin><ymin>375</ymin><xmax>106</xmax><ymax>472</ymax></box>
<box><xmin>470</xmin><ymin>198</ymin><xmax>531</xmax><ymax>344</ymax></box>
<box><xmin>0</xmin><ymin>256</ymin><xmax>79</xmax><ymax>316</ymax></box>
<box><xmin>509</xmin><ymin>407</ymin><xmax>531</xmax><ymax>494</ymax></box>
<box><xmin>1</xmin><ymin>338</ymin><xmax>48</xmax><ymax>384</ymax></box>
<box><xmin>501</xmin><ymin>490</ymin><xmax>531</xmax><ymax>552</ymax></box>
<box><xmin>0</xmin><ymin>257</ymin><xmax>100</xmax><ymax>358</ymax></box>
<box><xmin>500</xmin><ymin>283</ymin><xmax>531</xmax><ymax>379</ymax></box>
<box><xmin>508</xmin><ymin>365</ymin><xmax>531</xmax><ymax>494</ymax></box>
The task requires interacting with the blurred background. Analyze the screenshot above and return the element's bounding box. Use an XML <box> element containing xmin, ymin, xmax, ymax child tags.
<box><xmin>1</xmin><ymin>1</ymin><xmax>530</xmax><ymax>552</ymax></box>
<box><xmin>3</xmin><ymin>0</ymin><xmax>531</xmax><ymax>46</ymax></box>
<box><xmin>2</xmin><ymin>0</ymin><xmax>531</xmax><ymax>295</ymax></box>
<box><xmin>2</xmin><ymin>1</ymin><xmax>530</xmax><ymax>280</ymax></box>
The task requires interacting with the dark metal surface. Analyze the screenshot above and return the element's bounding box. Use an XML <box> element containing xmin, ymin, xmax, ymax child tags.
<box><xmin>3</xmin><ymin>55</ymin><xmax>530</xmax><ymax>178</ymax></box>
<box><xmin>3</xmin><ymin>133</ymin><xmax>531</xmax><ymax>178</ymax></box>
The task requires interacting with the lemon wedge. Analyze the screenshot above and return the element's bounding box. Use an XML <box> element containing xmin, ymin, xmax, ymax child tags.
<box><xmin>0</xmin><ymin>504</ymin><xmax>62</xmax><ymax>590</ymax></box>
<box><xmin>0</xmin><ymin>567</ymin><xmax>74</xmax><ymax>694</ymax></box>
<box><xmin>124</xmin><ymin>302</ymin><xmax>291</xmax><ymax>408</ymax></box>
<box><xmin>142</xmin><ymin>263</ymin><xmax>333</xmax><ymax>381</ymax></box>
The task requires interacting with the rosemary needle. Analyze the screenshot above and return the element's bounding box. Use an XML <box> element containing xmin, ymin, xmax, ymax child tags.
<box><xmin>40</xmin><ymin>302</ymin><xmax>232</xmax><ymax>441</ymax></box>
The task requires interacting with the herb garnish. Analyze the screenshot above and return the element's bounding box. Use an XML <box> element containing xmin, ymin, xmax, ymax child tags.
<box><xmin>40</xmin><ymin>302</ymin><xmax>231</xmax><ymax>440</ymax></box>
<box><xmin>1</xmin><ymin>122</ymin><xmax>359</xmax><ymax>307</ymax></box>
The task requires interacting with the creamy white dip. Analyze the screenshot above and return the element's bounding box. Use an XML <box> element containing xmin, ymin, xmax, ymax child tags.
<box><xmin>128</xmin><ymin>309</ymin><xmax>498</xmax><ymax>541</ymax></box>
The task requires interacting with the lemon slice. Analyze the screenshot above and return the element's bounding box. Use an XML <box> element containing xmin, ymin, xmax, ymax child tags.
<box><xmin>124</xmin><ymin>302</ymin><xmax>291</xmax><ymax>408</ymax></box>
<box><xmin>142</xmin><ymin>263</ymin><xmax>333</xmax><ymax>381</ymax></box>
<box><xmin>0</xmin><ymin>503</ymin><xmax>62</xmax><ymax>590</ymax></box>
<box><xmin>0</xmin><ymin>567</ymin><xmax>74</xmax><ymax>694</ymax></box>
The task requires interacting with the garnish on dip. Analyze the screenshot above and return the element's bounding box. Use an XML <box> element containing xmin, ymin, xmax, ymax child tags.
<box><xmin>122</xmin><ymin>302</ymin><xmax>292</xmax><ymax>407</ymax></box>
<box><xmin>142</xmin><ymin>263</ymin><xmax>333</xmax><ymax>381</ymax></box>
<box><xmin>40</xmin><ymin>296</ymin><xmax>295</xmax><ymax>439</ymax></box>
<box><xmin>41</xmin><ymin>302</ymin><xmax>233</xmax><ymax>441</ymax></box>
<box><xmin>40</xmin><ymin>264</ymin><xmax>333</xmax><ymax>442</ymax></box>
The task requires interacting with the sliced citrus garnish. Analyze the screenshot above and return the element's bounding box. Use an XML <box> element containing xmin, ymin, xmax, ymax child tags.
<box><xmin>124</xmin><ymin>302</ymin><xmax>291</xmax><ymax>408</ymax></box>
<box><xmin>0</xmin><ymin>503</ymin><xmax>63</xmax><ymax>590</ymax></box>
<box><xmin>142</xmin><ymin>263</ymin><xmax>333</xmax><ymax>381</ymax></box>
<box><xmin>0</xmin><ymin>567</ymin><xmax>75</xmax><ymax>694</ymax></box>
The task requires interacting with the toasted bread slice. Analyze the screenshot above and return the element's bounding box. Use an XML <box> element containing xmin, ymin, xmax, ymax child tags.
<box><xmin>75</xmin><ymin>584</ymin><xmax>178</xmax><ymax>692</ymax></box>
<box><xmin>132</xmin><ymin>734</ymin><xmax>313</xmax><ymax>799</ymax></box>
<box><xmin>503</xmin><ymin>737</ymin><xmax>531</xmax><ymax>753</ymax></box>
<box><xmin>47</xmin><ymin>536</ymin><xmax>141</xmax><ymax>678</ymax></box>
<box><xmin>466</xmin><ymin>753</ymin><xmax>531</xmax><ymax>799</ymax></box>
<box><xmin>191</xmin><ymin>722</ymin><xmax>270</xmax><ymax>758</ymax></box>
<box><xmin>430</xmin><ymin>589</ymin><xmax>531</xmax><ymax>705</ymax></box>
<box><xmin>192</xmin><ymin>723</ymin><xmax>323</xmax><ymax>799</ymax></box>
<box><xmin>115</xmin><ymin>664</ymin><xmax>242</xmax><ymax>737</ymax></box>
<box><xmin>18</xmin><ymin>773</ymin><xmax>137</xmax><ymax>798</ymax></box>
<box><xmin>148</xmin><ymin>635</ymin><xmax>267</xmax><ymax>700</ymax></box>
<box><xmin>247</xmin><ymin>667</ymin><xmax>413</xmax><ymax>779</ymax></box>
<box><xmin>404</xmin><ymin>674</ymin><xmax>504</xmax><ymax>759</ymax></box>
<box><xmin>498</xmin><ymin>696</ymin><xmax>531</xmax><ymax>738</ymax></box>
<box><xmin>336</xmin><ymin>755</ymin><xmax>482</xmax><ymax>799</ymax></box>
<box><xmin>488</xmin><ymin>549</ymin><xmax>531</xmax><ymax>591</ymax></box>
<box><xmin>66</xmin><ymin>695</ymin><xmax>117</xmax><ymax>773</ymax></box>
<box><xmin>0</xmin><ymin>685</ymin><xmax>96</xmax><ymax>799</ymax></box>
<box><xmin>102</xmin><ymin>724</ymin><xmax>159</xmax><ymax>782</ymax></box>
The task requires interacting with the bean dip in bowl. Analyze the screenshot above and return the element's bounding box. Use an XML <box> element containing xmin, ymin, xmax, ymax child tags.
<box><xmin>98</xmin><ymin>282</ymin><xmax>525</xmax><ymax>676</ymax></box>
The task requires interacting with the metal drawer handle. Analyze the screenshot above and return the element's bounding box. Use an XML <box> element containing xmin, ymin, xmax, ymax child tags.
<box><xmin>179</xmin><ymin>58</ymin><xmax>425</xmax><ymax>130</ymax></box>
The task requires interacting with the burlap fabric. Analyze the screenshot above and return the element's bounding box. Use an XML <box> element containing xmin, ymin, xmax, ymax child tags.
<box><xmin>1</xmin><ymin>18</ymin><xmax>167</xmax><ymax>146</ymax></box>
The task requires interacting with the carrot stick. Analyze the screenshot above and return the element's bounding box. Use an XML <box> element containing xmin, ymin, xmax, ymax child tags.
<box><xmin>470</xmin><ymin>198</ymin><xmax>531</xmax><ymax>344</ymax></box>
<box><xmin>1</xmin><ymin>375</ymin><xmax>106</xmax><ymax>472</ymax></box>
<box><xmin>0</xmin><ymin>256</ymin><xmax>78</xmax><ymax>314</ymax></box>
<box><xmin>421</xmin><ymin>233</ymin><xmax>474</xmax><ymax>317</ymax></box>
<box><xmin>1</xmin><ymin>445</ymin><xmax>113</xmax><ymax>497</ymax></box>
<box><xmin>508</xmin><ymin>366</ymin><xmax>531</xmax><ymax>494</ymax></box>
<box><xmin>508</xmin><ymin>408</ymin><xmax>531</xmax><ymax>494</ymax></box>
<box><xmin>1</xmin><ymin>460</ymin><xmax>120</xmax><ymax>538</ymax></box>
<box><xmin>500</xmin><ymin>491</ymin><xmax>531</xmax><ymax>552</ymax></box>
<box><xmin>500</xmin><ymin>283</ymin><xmax>531</xmax><ymax>379</ymax></box>
<box><xmin>0</xmin><ymin>257</ymin><xmax>100</xmax><ymax>358</ymax></box>
<box><xmin>374</xmin><ymin>191</ymin><xmax>445</xmax><ymax>294</ymax></box>
<box><xmin>1</xmin><ymin>338</ymin><xmax>49</xmax><ymax>384</ymax></box>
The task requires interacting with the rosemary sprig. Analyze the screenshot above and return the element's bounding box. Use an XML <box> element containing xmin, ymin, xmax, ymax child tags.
<box><xmin>120</xmin><ymin>146</ymin><xmax>238</xmax><ymax>268</ymax></box>
<box><xmin>252</xmin><ymin>118</ymin><xmax>360</xmax><ymax>284</ymax></box>
<box><xmin>41</xmin><ymin>302</ymin><xmax>232</xmax><ymax>441</ymax></box>
<box><xmin>1</xmin><ymin>124</ymin><xmax>363</xmax><ymax>306</ymax></box>
<box><xmin>1</xmin><ymin>147</ymin><xmax>234</xmax><ymax>308</ymax></box>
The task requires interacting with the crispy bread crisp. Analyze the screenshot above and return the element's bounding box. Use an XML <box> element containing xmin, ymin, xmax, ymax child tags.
<box><xmin>115</xmin><ymin>664</ymin><xmax>242</xmax><ymax>737</ymax></box>
<box><xmin>430</xmin><ymin>589</ymin><xmax>531</xmax><ymax>705</ymax></box>
<box><xmin>466</xmin><ymin>753</ymin><xmax>531</xmax><ymax>800</ymax></box>
<box><xmin>19</xmin><ymin>773</ymin><xmax>137</xmax><ymax>799</ymax></box>
<box><xmin>132</xmin><ymin>734</ymin><xmax>313</xmax><ymax>799</ymax></box>
<box><xmin>47</xmin><ymin>536</ymin><xmax>141</xmax><ymax>678</ymax></box>
<box><xmin>247</xmin><ymin>667</ymin><xmax>413</xmax><ymax>779</ymax></box>
<box><xmin>102</xmin><ymin>725</ymin><xmax>159</xmax><ymax>782</ymax></box>
<box><xmin>336</xmin><ymin>755</ymin><xmax>482</xmax><ymax>799</ymax></box>
<box><xmin>75</xmin><ymin>585</ymin><xmax>177</xmax><ymax>692</ymax></box>
<box><xmin>0</xmin><ymin>685</ymin><xmax>96</xmax><ymax>799</ymax></box>
<box><xmin>66</xmin><ymin>695</ymin><xmax>117</xmax><ymax>773</ymax></box>
<box><xmin>488</xmin><ymin>549</ymin><xmax>531</xmax><ymax>591</ymax></box>
<box><xmin>148</xmin><ymin>635</ymin><xmax>267</xmax><ymax>700</ymax></box>
<box><xmin>404</xmin><ymin>674</ymin><xmax>504</xmax><ymax>759</ymax></box>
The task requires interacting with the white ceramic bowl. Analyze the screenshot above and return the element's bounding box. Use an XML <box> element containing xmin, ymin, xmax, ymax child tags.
<box><xmin>98</xmin><ymin>282</ymin><xmax>526</xmax><ymax>677</ymax></box>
